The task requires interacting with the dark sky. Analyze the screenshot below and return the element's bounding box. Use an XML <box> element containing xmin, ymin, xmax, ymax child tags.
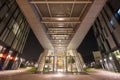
<box><xmin>21</xmin><ymin>29</ymin><xmax>44</xmax><ymax>61</ymax></box>
<box><xmin>77</xmin><ymin>27</ymin><xmax>99</xmax><ymax>63</ymax></box>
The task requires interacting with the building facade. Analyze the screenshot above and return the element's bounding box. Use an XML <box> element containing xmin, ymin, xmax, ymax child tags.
<box><xmin>37</xmin><ymin>50</ymin><xmax>85</xmax><ymax>72</ymax></box>
<box><xmin>0</xmin><ymin>0</ymin><xmax>30</xmax><ymax>70</ymax></box>
<box><xmin>92</xmin><ymin>0</ymin><xmax>120</xmax><ymax>72</ymax></box>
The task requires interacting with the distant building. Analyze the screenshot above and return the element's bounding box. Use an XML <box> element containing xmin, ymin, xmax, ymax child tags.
<box><xmin>0</xmin><ymin>0</ymin><xmax>30</xmax><ymax>70</ymax></box>
<box><xmin>93</xmin><ymin>51</ymin><xmax>102</xmax><ymax>63</ymax></box>
<box><xmin>92</xmin><ymin>0</ymin><xmax>120</xmax><ymax>72</ymax></box>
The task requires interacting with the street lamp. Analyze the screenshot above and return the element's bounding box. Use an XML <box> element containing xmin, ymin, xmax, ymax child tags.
<box><xmin>99</xmin><ymin>59</ymin><xmax>104</xmax><ymax>69</ymax></box>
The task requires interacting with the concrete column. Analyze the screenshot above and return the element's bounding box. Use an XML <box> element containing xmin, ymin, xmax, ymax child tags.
<box><xmin>37</xmin><ymin>50</ymin><xmax>49</xmax><ymax>72</ymax></box>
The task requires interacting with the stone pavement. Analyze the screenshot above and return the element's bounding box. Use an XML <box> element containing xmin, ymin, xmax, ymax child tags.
<box><xmin>0</xmin><ymin>69</ymin><xmax>120</xmax><ymax>80</ymax></box>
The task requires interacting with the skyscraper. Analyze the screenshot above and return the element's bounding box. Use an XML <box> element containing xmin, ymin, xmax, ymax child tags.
<box><xmin>0</xmin><ymin>0</ymin><xmax>30</xmax><ymax>70</ymax></box>
<box><xmin>92</xmin><ymin>0</ymin><xmax>120</xmax><ymax>72</ymax></box>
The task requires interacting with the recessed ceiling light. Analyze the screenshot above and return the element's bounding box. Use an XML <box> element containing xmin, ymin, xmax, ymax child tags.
<box><xmin>57</xmin><ymin>18</ymin><xmax>64</xmax><ymax>21</ymax></box>
<box><xmin>59</xmin><ymin>40</ymin><xmax>61</xmax><ymax>42</ymax></box>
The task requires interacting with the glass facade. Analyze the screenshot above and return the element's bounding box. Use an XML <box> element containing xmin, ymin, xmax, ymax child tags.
<box><xmin>42</xmin><ymin>52</ymin><xmax>83</xmax><ymax>72</ymax></box>
<box><xmin>43</xmin><ymin>56</ymin><xmax>78</xmax><ymax>72</ymax></box>
<box><xmin>37</xmin><ymin>50</ymin><xmax>84</xmax><ymax>73</ymax></box>
<box><xmin>0</xmin><ymin>0</ymin><xmax>30</xmax><ymax>70</ymax></box>
<box><xmin>92</xmin><ymin>0</ymin><xmax>120</xmax><ymax>72</ymax></box>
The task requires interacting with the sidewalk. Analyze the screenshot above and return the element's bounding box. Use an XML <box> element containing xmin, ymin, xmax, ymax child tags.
<box><xmin>88</xmin><ymin>69</ymin><xmax>120</xmax><ymax>80</ymax></box>
<box><xmin>0</xmin><ymin>67</ymin><xmax>31</xmax><ymax>76</ymax></box>
<box><xmin>0</xmin><ymin>68</ymin><xmax>120</xmax><ymax>80</ymax></box>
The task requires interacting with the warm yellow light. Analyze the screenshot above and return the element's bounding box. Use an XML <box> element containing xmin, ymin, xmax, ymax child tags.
<box><xmin>7</xmin><ymin>55</ymin><xmax>11</xmax><ymax>58</ymax></box>
<box><xmin>59</xmin><ymin>40</ymin><xmax>61</xmax><ymax>42</ymax></box>
<box><xmin>57</xmin><ymin>18</ymin><xmax>64</xmax><ymax>21</ymax></box>
<box><xmin>0</xmin><ymin>53</ymin><xmax>3</xmax><ymax>57</ymax></box>
<box><xmin>117</xmin><ymin>55</ymin><xmax>120</xmax><ymax>58</ymax></box>
<box><xmin>15</xmin><ymin>57</ymin><xmax>18</xmax><ymax>61</ymax></box>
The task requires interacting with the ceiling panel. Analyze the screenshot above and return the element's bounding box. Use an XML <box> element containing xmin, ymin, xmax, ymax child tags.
<box><xmin>49</xmin><ymin>4</ymin><xmax>72</xmax><ymax>17</ymax></box>
<box><xmin>17</xmin><ymin>0</ymin><xmax>106</xmax><ymax>50</ymax></box>
<box><xmin>37</xmin><ymin>4</ymin><xmax>50</xmax><ymax>17</ymax></box>
<box><xmin>31</xmin><ymin>0</ymin><xmax>94</xmax><ymax>48</ymax></box>
<box><xmin>71</xmin><ymin>4</ymin><xmax>85</xmax><ymax>17</ymax></box>
<box><xmin>18</xmin><ymin>0</ymin><xmax>106</xmax><ymax>50</ymax></box>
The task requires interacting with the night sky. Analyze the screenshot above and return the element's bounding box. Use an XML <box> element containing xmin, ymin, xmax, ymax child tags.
<box><xmin>77</xmin><ymin>27</ymin><xmax>99</xmax><ymax>63</ymax></box>
<box><xmin>21</xmin><ymin>27</ymin><xmax>98</xmax><ymax>63</ymax></box>
<box><xmin>21</xmin><ymin>29</ymin><xmax>44</xmax><ymax>61</ymax></box>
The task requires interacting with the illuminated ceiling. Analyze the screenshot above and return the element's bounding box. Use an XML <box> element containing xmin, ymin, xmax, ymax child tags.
<box><xmin>16</xmin><ymin>0</ymin><xmax>107</xmax><ymax>50</ymax></box>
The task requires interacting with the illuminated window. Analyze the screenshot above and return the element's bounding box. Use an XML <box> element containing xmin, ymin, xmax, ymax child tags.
<box><xmin>13</xmin><ymin>23</ymin><xmax>19</xmax><ymax>34</ymax></box>
<box><xmin>110</xmin><ymin>19</ymin><xmax>116</xmax><ymax>29</ymax></box>
<box><xmin>0</xmin><ymin>45</ymin><xmax>3</xmax><ymax>52</ymax></box>
<box><xmin>117</xmin><ymin>8</ymin><xmax>120</xmax><ymax>15</ymax></box>
<box><xmin>110</xmin><ymin>20</ymin><xmax>114</xmax><ymax>26</ymax></box>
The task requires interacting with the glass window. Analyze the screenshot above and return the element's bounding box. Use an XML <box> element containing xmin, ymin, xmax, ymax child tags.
<box><xmin>20</xmin><ymin>21</ymin><xmax>25</xmax><ymax>31</ymax></box>
<box><xmin>16</xmin><ymin>13</ymin><xmax>23</xmax><ymax>25</ymax></box>
<box><xmin>15</xmin><ymin>30</ymin><xmax>21</xmax><ymax>40</ymax></box>
<box><xmin>0</xmin><ymin>5</ymin><xmax>8</xmax><ymax>19</ymax></box>
<box><xmin>9</xmin><ymin>4</ymin><xmax>17</xmax><ymax>13</ymax></box>
<box><xmin>14</xmin><ymin>9</ymin><xmax>20</xmax><ymax>18</ymax></box>
<box><xmin>0</xmin><ymin>0</ymin><xmax>6</xmax><ymax>8</ymax></box>
<box><xmin>7</xmin><ymin>0</ymin><xmax>15</xmax><ymax>8</ymax></box>
<box><xmin>110</xmin><ymin>19</ymin><xmax>116</xmax><ymax>29</ymax></box>
<box><xmin>0</xmin><ymin>28</ymin><xmax>10</xmax><ymax>41</ymax></box>
<box><xmin>117</xmin><ymin>9</ymin><xmax>120</xmax><ymax>15</ymax></box>
<box><xmin>110</xmin><ymin>20</ymin><xmax>114</xmax><ymax>26</ymax></box>
<box><xmin>5</xmin><ymin>31</ymin><xmax>15</xmax><ymax>46</ymax></box>
<box><xmin>16</xmin><ymin>29</ymin><xmax>20</xmax><ymax>38</ymax></box>
<box><xmin>115</xmin><ymin>13</ymin><xmax>119</xmax><ymax>19</ymax></box>
<box><xmin>12</xmin><ymin>38</ymin><xmax>18</xmax><ymax>49</ymax></box>
<box><xmin>8</xmin><ymin>18</ymin><xmax>15</xmax><ymax>29</ymax></box>
<box><xmin>12</xmin><ymin>22</ymin><xmax>19</xmax><ymax>35</ymax></box>
<box><xmin>0</xmin><ymin>45</ymin><xmax>3</xmax><ymax>52</ymax></box>
<box><xmin>0</xmin><ymin>9</ymin><xmax>15</xmax><ymax>33</ymax></box>
<box><xmin>0</xmin><ymin>0</ymin><xmax>30</xmax><ymax>54</ymax></box>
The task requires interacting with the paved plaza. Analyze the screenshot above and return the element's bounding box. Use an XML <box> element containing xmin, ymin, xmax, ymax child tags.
<box><xmin>0</xmin><ymin>69</ymin><xmax>120</xmax><ymax>80</ymax></box>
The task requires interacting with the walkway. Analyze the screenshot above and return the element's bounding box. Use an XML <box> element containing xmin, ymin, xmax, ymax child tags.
<box><xmin>0</xmin><ymin>69</ymin><xmax>120</xmax><ymax>80</ymax></box>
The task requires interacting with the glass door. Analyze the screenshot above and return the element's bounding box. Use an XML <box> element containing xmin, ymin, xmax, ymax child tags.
<box><xmin>56</xmin><ymin>56</ymin><xmax>65</xmax><ymax>72</ymax></box>
<box><xmin>43</xmin><ymin>56</ymin><xmax>54</xmax><ymax>72</ymax></box>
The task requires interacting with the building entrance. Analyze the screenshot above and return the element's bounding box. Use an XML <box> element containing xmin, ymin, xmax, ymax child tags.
<box><xmin>43</xmin><ymin>56</ymin><xmax>77</xmax><ymax>72</ymax></box>
<box><xmin>56</xmin><ymin>56</ymin><xmax>65</xmax><ymax>72</ymax></box>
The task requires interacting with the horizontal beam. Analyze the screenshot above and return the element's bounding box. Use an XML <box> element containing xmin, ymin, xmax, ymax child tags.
<box><xmin>48</xmin><ymin>30</ymin><xmax>74</xmax><ymax>33</ymax></box>
<box><xmin>41</xmin><ymin>21</ymin><xmax>81</xmax><ymax>23</ymax></box>
<box><xmin>52</xmin><ymin>41</ymin><xmax>70</xmax><ymax>44</ymax></box>
<box><xmin>50</xmin><ymin>39</ymin><xmax>70</xmax><ymax>42</ymax></box>
<box><xmin>42</xmin><ymin>17</ymin><xmax>79</xmax><ymax>20</ymax></box>
<box><xmin>53</xmin><ymin>44</ymin><xmax>68</xmax><ymax>46</ymax></box>
<box><xmin>51</xmin><ymin>38</ymin><xmax>70</xmax><ymax>40</ymax></box>
<box><xmin>30</xmin><ymin>1</ymin><xmax>93</xmax><ymax>4</ymax></box>
<box><xmin>47</xmin><ymin>32</ymin><xmax>74</xmax><ymax>35</ymax></box>
<box><xmin>48</xmin><ymin>27</ymin><xmax>73</xmax><ymax>31</ymax></box>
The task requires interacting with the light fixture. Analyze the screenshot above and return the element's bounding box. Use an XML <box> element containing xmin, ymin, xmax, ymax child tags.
<box><xmin>7</xmin><ymin>55</ymin><xmax>11</xmax><ymax>58</ymax></box>
<box><xmin>0</xmin><ymin>53</ymin><xmax>3</xmax><ymax>58</ymax></box>
<box><xmin>104</xmin><ymin>58</ymin><xmax>106</xmax><ymax>61</ymax></box>
<box><xmin>57</xmin><ymin>18</ymin><xmax>64</xmax><ymax>21</ymax></box>
<box><xmin>117</xmin><ymin>55</ymin><xmax>120</xmax><ymax>58</ymax></box>
<box><xmin>109</xmin><ymin>57</ymin><xmax>112</xmax><ymax>60</ymax></box>
<box><xmin>59</xmin><ymin>44</ymin><xmax>61</xmax><ymax>46</ymax></box>
<box><xmin>59</xmin><ymin>40</ymin><xmax>61</xmax><ymax>42</ymax></box>
<box><xmin>15</xmin><ymin>57</ymin><xmax>18</xmax><ymax>61</ymax></box>
<box><xmin>99</xmin><ymin>59</ymin><xmax>102</xmax><ymax>62</ymax></box>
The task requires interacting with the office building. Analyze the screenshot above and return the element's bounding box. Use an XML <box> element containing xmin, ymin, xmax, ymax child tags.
<box><xmin>92</xmin><ymin>0</ymin><xmax>120</xmax><ymax>72</ymax></box>
<box><xmin>0</xmin><ymin>0</ymin><xmax>30</xmax><ymax>70</ymax></box>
